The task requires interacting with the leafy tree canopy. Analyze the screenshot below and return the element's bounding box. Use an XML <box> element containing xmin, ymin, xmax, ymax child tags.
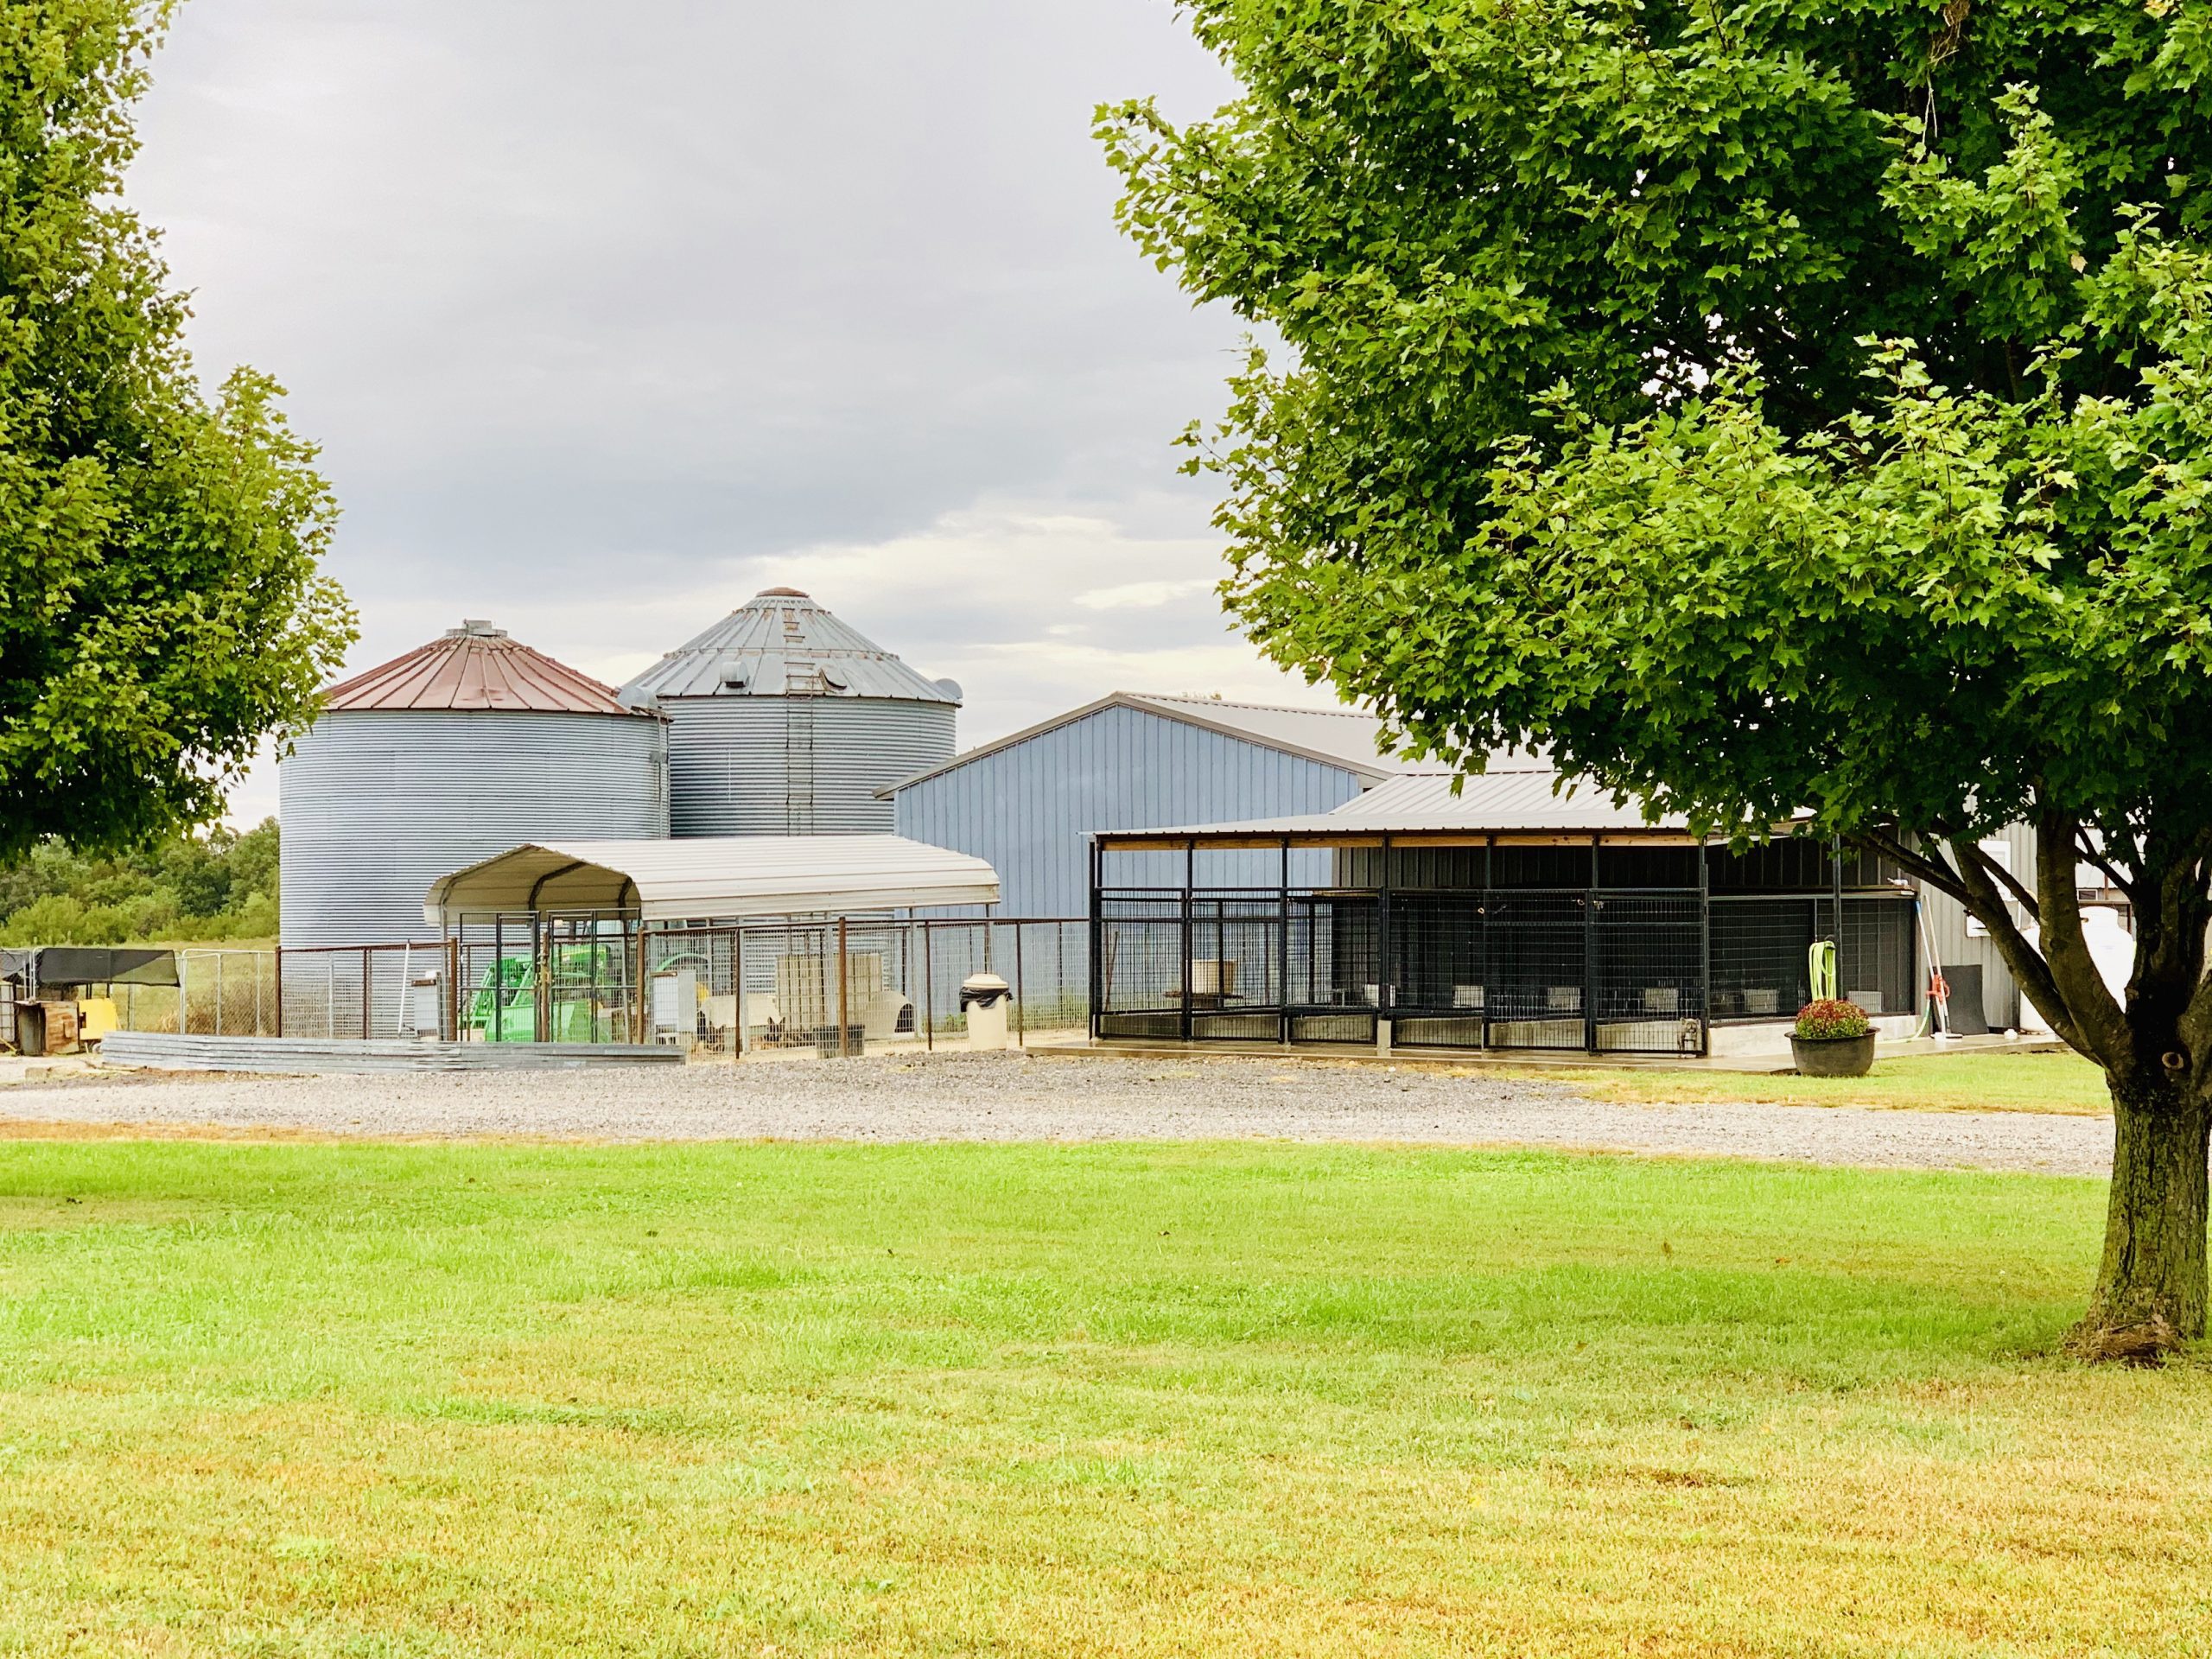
<box><xmin>0</xmin><ymin>817</ymin><xmax>277</xmax><ymax>944</ymax></box>
<box><xmin>0</xmin><ymin>1</ymin><xmax>353</xmax><ymax>862</ymax></box>
<box><xmin>1104</xmin><ymin>0</ymin><xmax>2212</xmax><ymax>1347</ymax></box>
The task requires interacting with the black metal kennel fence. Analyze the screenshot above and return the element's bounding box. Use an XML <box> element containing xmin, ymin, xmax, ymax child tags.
<box><xmin>1090</xmin><ymin>833</ymin><xmax>1918</xmax><ymax>1057</ymax></box>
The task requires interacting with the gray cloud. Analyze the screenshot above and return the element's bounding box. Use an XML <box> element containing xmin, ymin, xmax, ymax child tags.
<box><xmin>130</xmin><ymin>2</ymin><xmax>1324</xmax><ymax>818</ymax></box>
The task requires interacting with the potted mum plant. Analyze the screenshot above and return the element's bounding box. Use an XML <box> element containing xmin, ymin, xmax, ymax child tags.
<box><xmin>1790</xmin><ymin>998</ymin><xmax>1876</xmax><ymax>1078</ymax></box>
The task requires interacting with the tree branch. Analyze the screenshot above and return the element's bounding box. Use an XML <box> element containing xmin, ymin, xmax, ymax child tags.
<box><xmin>1850</xmin><ymin>827</ymin><xmax>1972</xmax><ymax>907</ymax></box>
<box><xmin>2020</xmin><ymin>813</ymin><xmax>2133</xmax><ymax>1071</ymax></box>
<box><xmin>2071</xmin><ymin>828</ymin><xmax>2141</xmax><ymax>907</ymax></box>
<box><xmin>1951</xmin><ymin>832</ymin><xmax>2042</xmax><ymax>924</ymax></box>
<box><xmin>1939</xmin><ymin>829</ymin><xmax>2107</xmax><ymax>1065</ymax></box>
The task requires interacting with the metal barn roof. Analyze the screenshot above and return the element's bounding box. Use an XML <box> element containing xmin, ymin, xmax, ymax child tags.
<box><xmin>880</xmin><ymin>691</ymin><xmax>1414</xmax><ymax>796</ymax></box>
<box><xmin>618</xmin><ymin>590</ymin><xmax>960</xmax><ymax>706</ymax></box>
<box><xmin>423</xmin><ymin>836</ymin><xmax>1001</xmax><ymax>924</ymax></box>
<box><xmin>1108</xmin><ymin>766</ymin><xmax>1688</xmax><ymax>839</ymax></box>
<box><xmin>321</xmin><ymin>622</ymin><xmax>647</xmax><ymax>716</ymax></box>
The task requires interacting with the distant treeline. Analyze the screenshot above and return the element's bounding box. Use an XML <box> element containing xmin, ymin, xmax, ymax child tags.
<box><xmin>0</xmin><ymin>820</ymin><xmax>279</xmax><ymax>946</ymax></box>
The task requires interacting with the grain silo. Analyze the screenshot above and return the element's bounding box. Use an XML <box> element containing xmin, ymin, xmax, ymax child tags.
<box><xmin>619</xmin><ymin>588</ymin><xmax>958</xmax><ymax>836</ymax></box>
<box><xmin>279</xmin><ymin>622</ymin><xmax>669</xmax><ymax>946</ymax></box>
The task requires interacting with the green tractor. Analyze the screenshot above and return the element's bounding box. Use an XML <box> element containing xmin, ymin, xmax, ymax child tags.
<box><xmin>462</xmin><ymin>944</ymin><xmax>630</xmax><ymax>1043</ymax></box>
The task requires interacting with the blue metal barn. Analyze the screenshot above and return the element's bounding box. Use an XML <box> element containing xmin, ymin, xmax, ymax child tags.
<box><xmin>884</xmin><ymin>693</ymin><xmax>1406</xmax><ymax>918</ymax></box>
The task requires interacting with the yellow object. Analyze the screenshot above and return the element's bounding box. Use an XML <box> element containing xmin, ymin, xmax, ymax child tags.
<box><xmin>75</xmin><ymin>996</ymin><xmax>119</xmax><ymax>1041</ymax></box>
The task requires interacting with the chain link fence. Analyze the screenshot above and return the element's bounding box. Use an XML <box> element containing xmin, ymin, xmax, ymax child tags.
<box><xmin>14</xmin><ymin>919</ymin><xmax>1088</xmax><ymax>1057</ymax></box>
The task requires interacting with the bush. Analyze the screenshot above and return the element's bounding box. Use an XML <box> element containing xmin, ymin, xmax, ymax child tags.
<box><xmin>1795</xmin><ymin>998</ymin><xmax>1872</xmax><ymax>1041</ymax></box>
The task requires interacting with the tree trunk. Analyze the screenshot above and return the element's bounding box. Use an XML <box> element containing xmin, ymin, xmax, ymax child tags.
<box><xmin>2076</xmin><ymin>1077</ymin><xmax>2211</xmax><ymax>1359</ymax></box>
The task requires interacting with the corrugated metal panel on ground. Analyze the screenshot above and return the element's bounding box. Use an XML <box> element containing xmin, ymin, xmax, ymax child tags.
<box><xmin>102</xmin><ymin>1033</ymin><xmax>684</xmax><ymax>1074</ymax></box>
<box><xmin>424</xmin><ymin>835</ymin><xmax>1001</xmax><ymax>923</ymax></box>
<box><xmin>891</xmin><ymin>702</ymin><xmax>1370</xmax><ymax>916</ymax></box>
<box><xmin>279</xmin><ymin>709</ymin><xmax>670</xmax><ymax>946</ymax></box>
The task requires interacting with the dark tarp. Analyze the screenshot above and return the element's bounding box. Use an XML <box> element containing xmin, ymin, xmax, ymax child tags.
<box><xmin>0</xmin><ymin>947</ymin><xmax>180</xmax><ymax>990</ymax></box>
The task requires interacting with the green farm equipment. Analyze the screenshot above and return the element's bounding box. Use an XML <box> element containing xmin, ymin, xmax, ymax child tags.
<box><xmin>462</xmin><ymin>944</ymin><xmax>631</xmax><ymax>1043</ymax></box>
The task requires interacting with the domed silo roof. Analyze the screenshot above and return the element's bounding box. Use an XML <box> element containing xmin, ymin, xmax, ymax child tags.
<box><xmin>279</xmin><ymin>622</ymin><xmax>669</xmax><ymax>952</ymax></box>
<box><xmin>618</xmin><ymin>588</ymin><xmax>963</xmax><ymax>706</ymax></box>
<box><xmin>321</xmin><ymin>620</ymin><xmax>645</xmax><ymax>715</ymax></box>
<box><xmin>618</xmin><ymin>590</ymin><xmax>959</xmax><ymax>837</ymax></box>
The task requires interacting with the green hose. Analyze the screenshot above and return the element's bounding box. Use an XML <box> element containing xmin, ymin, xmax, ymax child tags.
<box><xmin>1808</xmin><ymin>939</ymin><xmax>1838</xmax><ymax>1003</ymax></box>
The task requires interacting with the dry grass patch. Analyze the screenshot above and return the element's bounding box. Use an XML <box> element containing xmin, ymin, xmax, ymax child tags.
<box><xmin>1548</xmin><ymin>1048</ymin><xmax>2112</xmax><ymax>1115</ymax></box>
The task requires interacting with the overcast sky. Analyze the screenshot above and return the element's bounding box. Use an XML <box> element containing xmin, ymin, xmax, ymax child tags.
<box><xmin>126</xmin><ymin>0</ymin><xmax>1321</xmax><ymax>823</ymax></box>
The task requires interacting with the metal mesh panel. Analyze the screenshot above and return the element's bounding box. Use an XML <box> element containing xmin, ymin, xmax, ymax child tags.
<box><xmin>1289</xmin><ymin>1011</ymin><xmax>1376</xmax><ymax>1044</ymax></box>
<box><xmin>1592</xmin><ymin>893</ymin><xmax>1705</xmax><ymax>1053</ymax></box>
<box><xmin>1392</xmin><ymin>894</ymin><xmax>1485</xmax><ymax>1012</ymax></box>
<box><xmin>1484</xmin><ymin>891</ymin><xmax>1587</xmax><ymax>1047</ymax></box>
<box><xmin>1394</xmin><ymin>1014</ymin><xmax>1485</xmax><ymax>1047</ymax></box>
<box><xmin>1098</xmin><ymin>896</ymin><xmax>1184</xmax><ymax>1022</ymax></box>
<box><xmin>1191</xmin><ymin>893</ymin><xmax>1284</xmax><ymax>1017</ymax></box>
<box><xmin>1287</xmin><ymin>894</ymin><xmax>1380</xmax><ymax>1014</ymax></box>
<box><xmin>1840</xmin><ymin>898</ymin><xmax>1916</xmax><ymax>1015</ymax></box>
<box><xmin>174</xmin><ymin>950</ymin><xmax>280</xmax><ymax>1037</ymax></box>
<box><xmin>1192</xmin><ymin>1012</ymin><xmax>1281</xmax><ymax>1042</ymax></box>
<box><xmin>543</xmin><ymin>921</ymin><xmax>641</xmax><ymax>1045</ymax></box>
<box><xmin>278</xmin><ymin>944</ymin><xmax>426</xmax><ymax>1039</ymax></box>
<box><xmin>1709</xmin><ymin>898</ymin><xmax>1817</xmax><ymax>1021</ymax></box>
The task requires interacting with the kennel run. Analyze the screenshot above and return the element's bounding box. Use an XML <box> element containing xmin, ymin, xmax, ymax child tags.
<box><xmin>1088</xmin><ymin>768</ymin><xmax>1922</xmax><ymax>1059</ymax></box>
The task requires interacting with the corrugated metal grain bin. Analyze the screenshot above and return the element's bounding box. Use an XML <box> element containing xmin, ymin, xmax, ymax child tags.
<box><xmin>278</xmin><ymin>622</ymin><xmax>668</xmax><ymax>946</ymax></box>
<box><xmin>619</xmin><ymin>588</ymin><xmax>957</xmax><ymax>837</ymax></box>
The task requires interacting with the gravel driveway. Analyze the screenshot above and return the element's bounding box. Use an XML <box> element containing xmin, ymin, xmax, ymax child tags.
<box><xmin>0</xmin><ymin>1052</ymin><xmax>2113</xmax><ymax>1175</ymax></box>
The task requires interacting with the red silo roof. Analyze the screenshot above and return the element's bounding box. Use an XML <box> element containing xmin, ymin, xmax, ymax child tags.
<box><xmin>320</xmin><ymin>622</ymin><xmax>646</xmax><ymax>716</ymax></box>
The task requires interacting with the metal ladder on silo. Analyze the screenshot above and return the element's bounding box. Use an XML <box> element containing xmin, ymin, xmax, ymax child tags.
<box><xmin>776</xmin><ymin>601</ymin><xmax>820</xmax><ymax>835</ymax></box>
<box><xmin>784</xmin><ymin>661</ymin><xmax>818</xmax><ymax>834</ymax></box>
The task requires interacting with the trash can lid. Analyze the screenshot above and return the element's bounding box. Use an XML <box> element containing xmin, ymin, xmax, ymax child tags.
<box><xmin>960</xmin><ymin>973</ymin><xmax>1009</xmax><ymax>991</ymax></box>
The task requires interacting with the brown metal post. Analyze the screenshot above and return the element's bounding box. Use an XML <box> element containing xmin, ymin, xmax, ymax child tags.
<box><xmin>922</xmin><ymin>919</ymin><xmax>933</xmax><ymax>1051</ymax></box>
<box><xmin>836</xmin><ymin>917</ymin><xmax>851</xmax><ymax>1058</ymax></box>
<box><xmin>634</xmin><ymin>923</ymin><xmax>651</xmax><ymax>1045</ymax></box>
<box><xmin>731</xmin><ymin>925</ymin><xmax>745</xmax><ymax>1062</ymax></box>
<box><xmin>274</xmin><ymin>945</ymin><xmax>284</xmax><ymax>1039</ymax></box>
<box><xmin>360</xmin><ymin>947</ymin><xmax>371</xmax><ymax>1041</ymax></box>
<box><xmin>534</xmin><ymin>921</ymin><xmax>550</xmax><ymax>1045</ymax></box>
<box><xmin>1014</xmin><ymin>925</ymin><xmax>1026</xmax><ymax>1048</ymax></box>
<box><xmin>447</xmin><ymin>935</ymin><xmax>461</xmax><ymax>1042</ymax></box>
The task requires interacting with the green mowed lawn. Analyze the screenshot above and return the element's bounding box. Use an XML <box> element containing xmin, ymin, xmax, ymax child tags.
<box><xmin>3</xmin><ymin>1140</ymin><xmax>2209</xmax><ymax>1656</ymax></box>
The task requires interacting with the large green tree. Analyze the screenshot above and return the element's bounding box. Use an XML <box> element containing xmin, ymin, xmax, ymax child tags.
<box><xmin>1</xmin><ymin>0</ymin><xmax>353</xmax><ymax>862</ymax></box>
<box><xmin>1105</xmin><ymin>1</ymin><xmax>2212</xmax><ymax>1353</ymax></box>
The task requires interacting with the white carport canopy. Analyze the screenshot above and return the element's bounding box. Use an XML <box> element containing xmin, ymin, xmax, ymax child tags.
<box><xmin>425</xmin><ymin>836</ymin><xmax>1000</xmax><ymax>925</ymax></box>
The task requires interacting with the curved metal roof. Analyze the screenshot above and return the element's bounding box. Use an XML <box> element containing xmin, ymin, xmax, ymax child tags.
<box><xmin>618</xmin><ymin>589</ymin><xmax>959</xmax><ymax>705</ymax></box>
<box><xmin>321</xmin><ymin>622</ymin><xmax>650</xmax><ymax>716</ymax></box>
<box><xmin>423</xmin><ymin>835</ymin><xmax>1000</xmax><ymax>923</ymax></box>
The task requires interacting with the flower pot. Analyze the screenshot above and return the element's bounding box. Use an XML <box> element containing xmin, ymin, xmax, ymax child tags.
<box><xmin>1790</xmin><ymin>1032</ymin><xmax>1876</xmax><ymax>1078</ymax></box>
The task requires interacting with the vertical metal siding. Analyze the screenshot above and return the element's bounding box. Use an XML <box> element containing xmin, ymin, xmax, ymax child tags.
<box><xmin>664</xmin><ymin>698</ymin><xmax>956</xmax><ymax>836</ymax></box>
<box><xmin>1917</xmin><ymin>821</ymin><xmax>2038</xmax><ymax>1027</ymax></box>
<box><xmin>890</xmin><ymin>704</ymin><xmax>1369</xmax><ymax>917</ymax></box>
<box><xmin>278</xmin><ymin>710</ymin><xmax>668</xmax><ymax>946</ymax></box>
